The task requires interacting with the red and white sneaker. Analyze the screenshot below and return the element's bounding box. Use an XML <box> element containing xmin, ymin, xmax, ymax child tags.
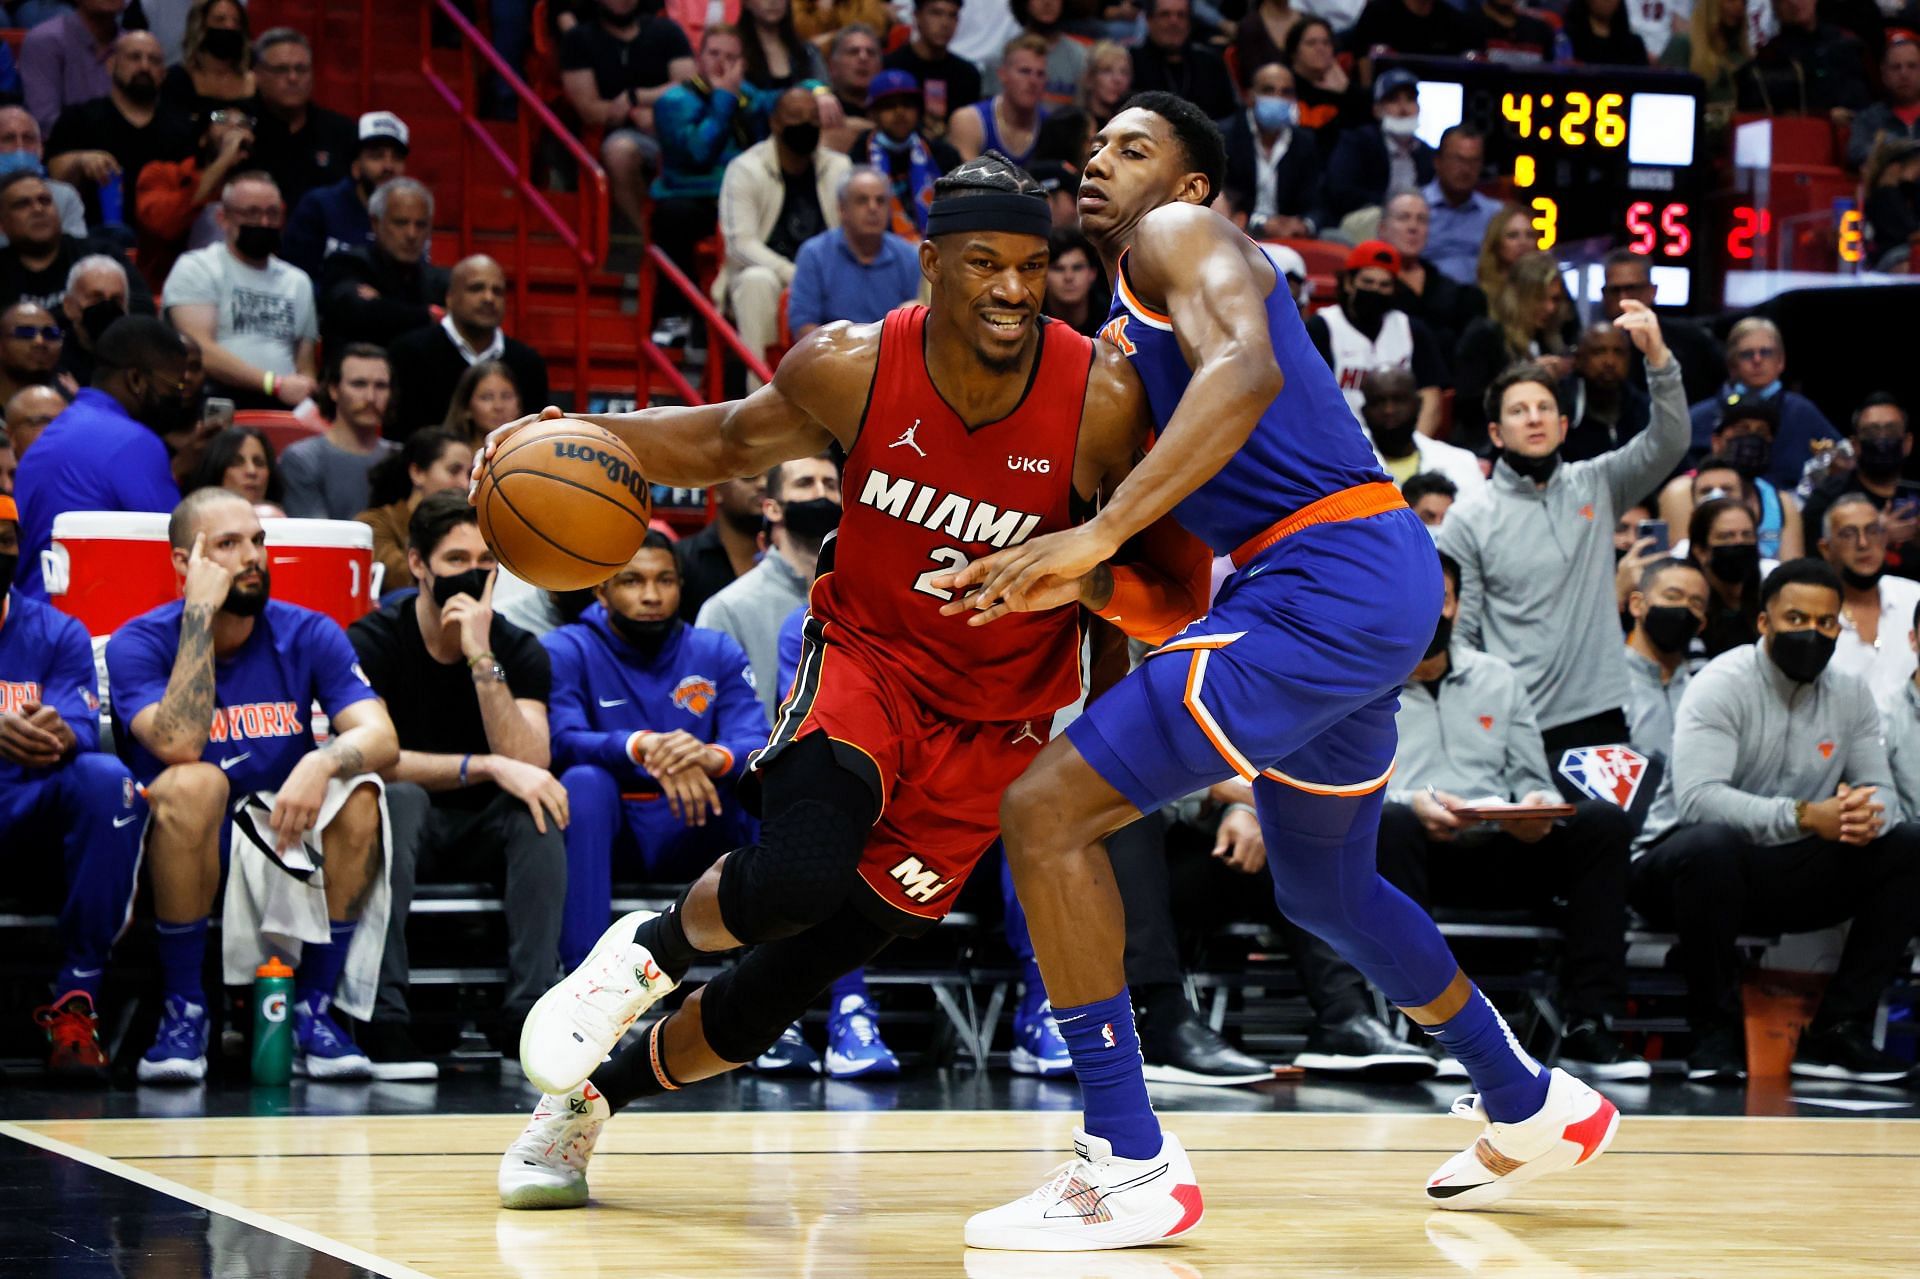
<box><xmin>1424</xmin><ymin>1066</ymin><xmax>1620</xmax><ymax>1210</ymax></box>
<box><xmin>519</xmin><ymin>910</ymin><xmax>675</xmax><ymax>1096</ymax></box>
<box><xmin>965</xmin><ymin>1128</ymin><xmax>1203</xmax><ymax>1252</ymax></box>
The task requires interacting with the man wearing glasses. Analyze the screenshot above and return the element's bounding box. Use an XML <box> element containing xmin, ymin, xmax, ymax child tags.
<box><xmin>1822</xmin><ymin>493</ymin><xmax>1920</xmax><ymax>709</ymax></box>
<box><xmin>1801</xmin><ymin>395</ymin><xmax>1918</xmax><ymax>581</ymax></box>
<box><xmin>1684</xmin><ymin>316</ymin><xmax>1840</xmax><ymax>492</ymax></box>
<box><xmin>0</xmin><ymin>301</ymin><xmax>63</xmax><ymax>406</ymax></box>
<box><xmin>249</xmin><ymin>29</ymin><xmax>355</xmax><ymax>208</ymax></box>
<box><xmin>1596</xmin><ymin>249</ymin><xmax>1723</xmax><ymax>406</ymax></box>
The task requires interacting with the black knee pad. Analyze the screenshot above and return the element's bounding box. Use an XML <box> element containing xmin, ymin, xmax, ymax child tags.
<box><xmin>715</xmin><ymin>798</ymin><xmax>868</xmax><ymax>943</ymax></box>
<box><xmin>698</xmin><ymin>963</ymin><xmax>806</xmax><ymax>1063</ymax></box>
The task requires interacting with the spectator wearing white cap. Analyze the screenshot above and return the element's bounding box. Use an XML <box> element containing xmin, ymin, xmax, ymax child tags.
<box><xmin>281</xmin><ymin>110</ymin><xmax>410</xmax><ymax>278</ymax></box>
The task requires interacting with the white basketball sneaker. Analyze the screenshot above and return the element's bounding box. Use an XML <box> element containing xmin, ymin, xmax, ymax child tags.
<box><xmin>965</xmin><ymin>1128</ymin><xmax>1204</xmax><ymax>1252</ymax></box>
<box><xmin>520</xmin><ymin>910</ymin><xmax>676</xmax><ymax>1095</ymax></box>
<box><xmin>1424</xmin><ymin>1066</ymin><xmax>1620</xmax><ymax>1210</ymax></box>
<box><xmin>499</xmin><ymin>1081</ymin><xmax>611</xmax><ymax>1209</ymax></box>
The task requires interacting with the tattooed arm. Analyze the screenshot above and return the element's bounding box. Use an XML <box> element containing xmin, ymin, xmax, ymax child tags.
<box><xmin>129</xmin><ymin>600</ymin><xmax>221</xmax><ymax>765</ymax></box>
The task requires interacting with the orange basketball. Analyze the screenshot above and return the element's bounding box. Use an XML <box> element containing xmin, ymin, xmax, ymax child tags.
<box><xmin>474</xmin><ymin>419</ymin><xmax>652</xmax><ymax>591</ymax></box>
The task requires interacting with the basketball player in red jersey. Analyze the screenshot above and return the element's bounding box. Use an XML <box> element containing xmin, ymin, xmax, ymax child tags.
<box><xmin>481</xmin><ymin>154</ymin><xmax>1214</xmax><ymax>1212</ymax></box>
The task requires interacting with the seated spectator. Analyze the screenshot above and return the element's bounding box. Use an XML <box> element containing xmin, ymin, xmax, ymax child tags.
<box><xmin>1304</xmin><ymin>240</ymin><xmax>1447</xmax><ymax>433</ymax></box>
<box><xmin>884</xmin><ymin>0</ymin><xmax>981</xmax><ymax>139</ymax></box>
<box><xmin>1464</xmin><ymin>0</ymin><xmax>1555</xmax><ymax>62</ymax></box>
<box><xmin>1220</xmin><ymin>61</ymin><xmax>1325</xmax><ymax>239</ymax></box>
<box><xmin>250</xmin><ymin>28</ymin><xmax>355</xmax><ymax>208</ymax></box>
<box><xmin>3</xmin><ymin>384</ymin><xmax>67</xmax><ymax>459</ymax></box>
<box><xmin>319</xmin><ymin>178</ymin><xmax>446</xmax><ymax>350</ymax></box>
<box><xmin>356</xmin><ymin>428</ymin><xmax>473</xmax><ymax>588</ymax></box>
<box><xmin>280</xmin><ymin>112</ymin><xmax>409</xmax><ymax>279</ymax></box>
<box><xmin>793</xmin><ymin>0</ymin><xmax>896</xmax><ymax>43</ymax></box>
<box><xmin>388</xmin><ymin>256</ymin><xmax>548</xmax><ymax>439</ymax></box>
<box><xmin>350</xmin><ymin>492</ymin><xmax>568</xmax><ymax>1065</ymax></box>
<box><xmin>1439</xmin><ymin>307</ymin><xmax>1690</xmax><ymax>758</ymax></box>
<box><xmin>163</xmin><ymin>171</ymin><xmax>319</xmax><ymax>410</ymax></box>
<box><xmin>1686</xmin><ymin>318</ymin><xmax>1839</xmax><ymax>492</ymax></box>
<box><xmin>279</xmin><ymin>344</ymin><xmax>396</xmax><ymax>520</ymax></box>
<box><xmin>12</xmin><ymin>315</ymin><xmax>187</xmax><ymax>596</ymax></box>
<box><xmin>981</xmin><ymin>0</ymin><xmax>1086</xmax><ymax>113</ymax></box>
<box><xmin>1863</xmin><ymin>137</ymin><xmax>1920</xmax><ymax>266</ymax></box>
<box><xmin>1032</xmin><ymin>112</ymin><xmax>1091</xmax><ymax>172</ymax></box>
<box><xmin>855</xmin><ymin>70</ymin><xmax>962</xmax><ymax>236</ymax></box>
<box><xmin>1043</xmin><ymin>226</ymin><xmax>1106</xmax><ymax>337</ymax></box>
<box><xmin>1382</xmin><ymin>552</ymin><xmax>1644</xmax><ymax>1078</ymax></box>
<box><xmin>1659</xmin><ymin>394</ymin><xmax>1804</xmax><ymax>560</ymax></box>
<box><xmin>440</xmin><ymin>358</ymin><xmax>524</xmax><ymax>450</ymax></box>
<box><xmin>0</xmin><ymin>301</ymin><xmax>62</xmax><ymax>406</ymax></box>
<box><xmin>0</xmin><ymin>173</ymin><xmax>149</xmax><ymax>315</ymax></box>
<box><xmin>1402</xmin><ymin>469</ymin><xmax>1457</xmax><ymax>529</ymax></box>
<box><xmin>184</xmin><ymin>423</ymin><xmax>283</xmax><ymax>512</ymax></box>
<box><xmin>1326</xmin><ymin>69</ymin><xmax>1433</xmax><ymax>221</ymax></box>
<box><xmin>0</xmin><ymin>107</ymin><xmax>88</xmax><ymax>245</ymax></box>
<box><xmin>676</xmin><ymin>475</ymin><xmax>768</xmax><ymax>620</ymax></box>
<box><xmin>162</xmin><ymin>0</ymin><xmax>256</xmax><ymax>119</ymax></box>
<box><xmin>20</xmin><ymin>0</ymin><xmax>121</xmax><ymax>135</ymax></box>
<box><xmin>787</xmin><ymin>167</ymin><xmax>919</xmax><ymax>339</ymax></box>
<box><xmin>1559</xmin><ymin>321</ymin><xmax>1651</xmax><ymax>464</ymax></box>
<box><xmin>133</xmin><ymin>104</ymin><xmax>255</xmax><ymax>287</ymax></box>
<box><xmin>1686</xmin><ymin>495</ymin><xmax>1765</xmax><ymax>656</ymax></box>
<box><xmin>106</xmin><ymin>487</ymin><xmax>399</xmax><ymax>1084</ymax></box>
<box><xmin>1622</xmin><ymin>554</ymin><xmax>1709</xmax><ymax>848</ymax></box>
<box><xmin>1078</xmin><ymin>40</ymin><xmax>1132</xmax><ymax>134</ymax></box>
<box><xmin>821</xmin><ymin>24</ymin><xmax>881</xmax><ymax>152</ymax></box>
<box><xmin>1473</xmin><ymin>201</ymin><xmax>1535</xmax><ymax>306</ymax></box>
<box><xmin>1738</xmin><ymin>0</ymin><xmax>1870</xmax><ymax>118</ymax></box>
<box><xmin>1286</xmin><ymin>17</ymin><xmax>1368</xmax><ymax>139</ymax></box>
<box><xmin>1348</xmin><ymin>0</ymin><xmax>1476</xmax><ymax>64</ymax></box>
<box><xmin>1598</xmin><ymin>249</ymin><xmax>1722</xmax><ymax>405</ymax></box>
<box><xmin>1127</xmin><ymin>0</ymin><xmax>1235</xmax><ymax>120</ymax></box>
<box><xmin>1453</xmin><ymin>252</ymin><xmax>1575</xmax><ymax>440</ymax></box>
<box><xmin>1802</xmin><ymin>393</ymin><xmax>1918</xmax><ymax>577</ymax></box>
<box><xmin>950</xmin><ymin>34</ymin><xmax>1050</xmax><ymax>164</ymax></box>
<box><xmin>45</xmin><ymin>31</ymin><xmax>195</xmax><ymax>234</ymax></box>
<box><xmin>1360</xmin><ymin>366</ymin><xmax>1483</xmax><ymax>496</ymax></box>
<box><xmin>1848</xmin><ymin>32</ymin><xmax>1920</xmax><ymax>169</ymax></box>
<box><xmin>1822</xmin><ymin>493</ymin><xmax>1920</xmax><ymax>708</ymax></box>
<box><xmin>54</xmin><ymin>252</ymin><xmax>127</xmax><ymax>387</ymax></box>
<box><xmin>1661</xmin><ymin>0</ymin><xmax>1753</xmax><ymax>115</ymax></box>
<box><xmin>0</xmin><ymin>486</ymin><xmax>141</xmax><ymax>1057</ymax></box>
<box><xmin>1564</xmin><ymin>0</ymin><xmax>1650</xmax><ymax>66</ymax></box>
<box><xmin>545</xmin><ymin>534</ymin><xmax>768</xmax><ymax>968</ymax></box>
<box><xmin>1421</xmin><ymin>126</ymin><xmax>1499</xmax><ymax>287</ymax></box>
<box><xmin>1235</xmin><ymin>0</ymin><xmax>1305</xmax><ymax>88</ymax></box>
<box><xmin>1380</xmin><ymin>188</ymin><xmax>1483</xmax><ymax>357</ymax></box>
<box><xmin>717</xmin><ymin>87</ymin><xmax>849</xmax><ymax>384</ymax></box>
<box><xmin>1634</xmin><ymin>558</ymin><xmax>1920</xmax><ymax>1086</ymax></box>
<box><xmin>562</xmin><ymin>0</ymin><xmax>694</xmax><ymax>240</ymax></box>
<box><xmin>742</xmin><ymin>0</ymin><xmax>829</xmax><ymax>96</ymax></box>
<box><xmin>698</xmin><ymin>453</ymin><xmax>839</xmax><ymax>720</ymax></box>
<box><xmin>651</xmin><ymin>24</ymin><xmax>756</xmax><ymax>333</ymax></box>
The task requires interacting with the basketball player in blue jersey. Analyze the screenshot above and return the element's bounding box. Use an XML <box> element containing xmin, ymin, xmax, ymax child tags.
<box><xmin>943</xmin><ymin>94</ymin><xmax>1622</xmax><ymax>1250</ymax></box>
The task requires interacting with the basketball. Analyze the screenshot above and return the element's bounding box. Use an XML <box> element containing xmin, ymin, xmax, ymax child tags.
<box><xmin>473</xmin><ymin>419</ymin><xmax>652</xmax><ymax>591</ymax></box>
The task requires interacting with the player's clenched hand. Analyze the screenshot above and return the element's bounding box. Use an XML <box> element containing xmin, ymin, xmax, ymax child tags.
<box><xmin>268</xmin><ymin>752</ymin><xmax>332</xmax><ymax>853</ymax></box>
<box><xmin>1212</xmin><ymin>806</ymin><xmax>1267</xmax><ymax>874</ymax></box>
<box><xmin>0</xmin><ymin>708</ymin><xmax>64</xmax><ymax>767</ymax></box>
<box><xmin>657</xmin><ymin>765</ymin><xmax>722</xmax><ymax>827</ymax></box>
<box><xmin>641</xmin><ymin>729</ymin><xmax>721</xmax><ymax>778</ymax></box>
<box><xmin>929</xmin><ymin>524</ymin><xmax>1121</xmax><ymax>626</ymax></box>
<box><xmin>469</xmin><ymin>405</ymin><xmax>568</xmax><ymax>498</ymax></box>
<box><xmin>22</xmin><ymin>700</ymin><xmax>77</xmax><ymax>758</ymax></box>
<box><xmin>490</xmin><ymin>755</ymin><xmax>570</xmax><ymax>833</ymax></box>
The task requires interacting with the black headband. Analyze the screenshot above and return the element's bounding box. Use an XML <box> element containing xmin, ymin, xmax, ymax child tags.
<box><xmin>925</xmin><ymin>190</ymin><xmax>1052</xmax><ymax>240</ymax></box>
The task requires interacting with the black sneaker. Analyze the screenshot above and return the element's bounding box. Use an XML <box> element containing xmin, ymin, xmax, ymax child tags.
<box><xmin>1686</xmin><ymin>1024</ymin><xmax>1748</xmax><ymax>1085</ymax></box>
<box><xmin>1140</xmin><ymin>1015</ymin><xmax>1275</xmax><ymax>1087</ymax></box>
<box><xmin>1792</xmin><ymin>1022</ymin><xmax>1917</xmax><ymax>1085</ymax></box>
<box><xmin>356</xmin><ymin>1019</ymin><xmax>439</xmax><ymax>1082</ymax></box>
<box><xmin>1295</xmin><ymin>1013</ymin><xmax>1439</xmax><ymax>1082</ymax></box>
<box><xmin>1557</xmin><ymin>1020</ymin><xmax>1651</xmax><ymax>1082</ymax></box>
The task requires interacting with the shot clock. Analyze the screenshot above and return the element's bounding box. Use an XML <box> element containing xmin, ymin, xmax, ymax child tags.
<box><xmin>1385</xmin><ymin>58</ymin><xmax>1706</xmax><ymax>303</ymax></box>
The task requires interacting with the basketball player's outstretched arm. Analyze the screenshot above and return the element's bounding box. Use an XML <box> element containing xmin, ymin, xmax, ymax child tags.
<box><xmin>939</xmin><ymin>204</ymin><xmax>1280</xmax><ymax>610</ymax></box>
<box><xmin>473</xmin><ymin>325</ymin><xmax>877</xmax><ymax>491</ymax></box>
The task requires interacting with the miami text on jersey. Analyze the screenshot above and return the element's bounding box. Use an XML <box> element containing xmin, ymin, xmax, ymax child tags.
<box><xmin>858</xmin><ymin>469</ymin><xmax>1045</xmax><ymax>549</ymax></box>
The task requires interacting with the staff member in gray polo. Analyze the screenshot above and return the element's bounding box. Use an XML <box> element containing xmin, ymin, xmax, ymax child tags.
<box><xmin>1437</xmin><ymin>300</ymin><xmax>1690</xmax><ymax>762</ymax></box>
<box><xmin>1634</xmin><ymin>558</ymin><xmax>1920</xmax><ymax>1089</ymax></box>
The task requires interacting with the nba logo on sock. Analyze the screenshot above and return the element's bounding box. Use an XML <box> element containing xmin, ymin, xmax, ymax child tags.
<box><xmin>1557</xmin><ymin>745</ymin><xmax>1649</xmax><ymax>810</ymax></box>
<box><xmin>1101</xmin><ymin>1023</ymin><xmax>1116</xmax><ymax>1049</ymax></box>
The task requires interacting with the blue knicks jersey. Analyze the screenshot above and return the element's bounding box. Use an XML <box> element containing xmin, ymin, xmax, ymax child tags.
<box><xmin>0</xmin><ymin>589</ymin><xmax>103</xmax><ymax>786</ymax></box>
<box><xmin>1100</xmin><ymin>249</ymin><xmax>1388</xmax><ymax>555</ymax></box>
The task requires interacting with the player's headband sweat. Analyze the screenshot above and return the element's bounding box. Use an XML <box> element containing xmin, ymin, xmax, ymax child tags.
<box><xmin>925</xmin><ymin>191</ymin><xmax>1053</xmax><ymax>240</ymax></box>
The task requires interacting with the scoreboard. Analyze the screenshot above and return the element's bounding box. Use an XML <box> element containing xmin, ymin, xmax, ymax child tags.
<box><xmin>1384</xmin><ymin>58</ymin><xmax>1707</xmax><ymax>303</ymax></box>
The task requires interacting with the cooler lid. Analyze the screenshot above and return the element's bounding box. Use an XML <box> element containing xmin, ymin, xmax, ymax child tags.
<box><xmin>50</xmin><ymin>511</ymin><xmax>170</xmax><ymax>540</ymax></box>
<box><xmin>263</xmin><ymin>518</ymin><xmax>374</xmax><ymax>550</ymax></box>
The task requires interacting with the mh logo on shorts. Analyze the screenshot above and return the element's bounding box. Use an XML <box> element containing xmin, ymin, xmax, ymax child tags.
<box><xmin>887</xmin><ymin>855</ymin><xmax>955</xmax><ymax>904</ymax></box>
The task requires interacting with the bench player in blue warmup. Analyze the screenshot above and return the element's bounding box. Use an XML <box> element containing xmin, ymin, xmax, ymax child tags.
<box><xmin>943</xmin><ymin>95</ymin><xmax>1623</xmax><ymax>1250</ymax></box>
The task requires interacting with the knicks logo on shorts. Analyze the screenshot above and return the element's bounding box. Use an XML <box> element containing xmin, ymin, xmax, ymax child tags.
<box><xmin>672</xmin><ymin>675</ymin><xmax>717</xmax><ymax>715</ymax></box>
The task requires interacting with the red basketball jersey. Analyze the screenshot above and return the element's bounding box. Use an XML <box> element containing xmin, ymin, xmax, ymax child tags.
<box><xmin>809</xmin><ymin>305</ymin><xmax>1092</xmax><ymax>722</ymax></box>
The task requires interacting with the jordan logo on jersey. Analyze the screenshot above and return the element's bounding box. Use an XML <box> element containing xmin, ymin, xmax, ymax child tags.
<box><xmin>206</xmin><ymin>701</ymin><xmax>305</xmax><ymax>744</ymax></box>
<box><xmin>889</xmin><ymin>419</ymin><xmax>927</xmax><ymax>457</ymax></box>
<box><xmin>858</xmin><ymin>469</ymin><xmax>1045</xmax><ymax>549</ymax></box>
<box><xmin>671</xmin><ymin>675</ymin><xmax>717</xmax><ymax>715</ymax></box>
<box><xmin>0</xmin><ymin>680</ymin><xmax>42</xmax><ymax>714</ymax></box>
<box><xmin>1010</xmin><ymin>720</ymin><xmax>1042</xmax><ymax>745</ymax></box>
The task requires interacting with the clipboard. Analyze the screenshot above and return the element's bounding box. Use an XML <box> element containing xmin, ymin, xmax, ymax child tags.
<box><xmin>1449</xmin><ymin>802</ymin><xmax>1576</xmax><ymax>822</ymax></box>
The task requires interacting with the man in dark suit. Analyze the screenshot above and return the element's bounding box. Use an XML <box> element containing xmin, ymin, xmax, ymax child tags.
<box><xmin>1217</xmin><ymin>62</ymin><xmax>1326</xmax><ymax>239</ymax></box>
<box><xmin>1130</xmin><ymin>0</ymin><xmax>1238</xmax><ymax>121</ymax></box>
<box><xmin>386</xmin><ymin>254</ymin><xmax>549</xmax><ymax>439</ymax></box>
<box><xmin>1326</xmin><ymin>69</ymin><xmax>1435</xmax><ymax>221</ymax></box>
<box><xmin>319</xmin><ymin>177</ymin><xmax>449</xmax><ymax>350</ymax></box>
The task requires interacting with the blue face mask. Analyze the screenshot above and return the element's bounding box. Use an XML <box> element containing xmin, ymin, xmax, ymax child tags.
<box><xmin>0</xmin><ymin>150</ymin><xmax>44</xmax><ymax>178</ymax></box>
<box><xmin>1253</xmin><ymin>96</ymin><xmax>1297</xmax><ymax>132</ymax></box>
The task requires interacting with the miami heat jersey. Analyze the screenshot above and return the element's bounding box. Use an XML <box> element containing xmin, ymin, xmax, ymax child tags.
<box><xmin>809</xmin><ymin>305</ymin><xmax>1091</xmax><ymax>722</ymax></box>
<box><xmin>1100</xmin><ymin>249</ymin><xmax>1388</xmax><ymax>556</ymax></box>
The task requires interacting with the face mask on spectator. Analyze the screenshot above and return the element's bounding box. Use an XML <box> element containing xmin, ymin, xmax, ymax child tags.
<box><xmin>1345</xmin><ymin>288</ymin><xmax>1390</xmax><ymax>333</ymax></box>
<box><xmin>81</xmin><ymin>299</ymin><xmax>125</xmax><ymax>346</ymax></box>
<box><xmin>1380</xmin><ymin>115</ymin><xmax>1419</xmax><ymax>140</ymax></box>
<box><xmin>1856</xmin><ymin>434</ymin><xmax>1905</xmax><ymax>480</ymax></box>
<box><xmin>1641</xmin><ymin>605</ymin><xmax>1699</xmax><ymax>654</ymax></box>
<box><xmin>202</xmin><ymin>28</ymin><xmax>245</xmax><ymax>63</ymax></box>
<box><xmin>1841</xmin><ymin>564</ymin><xmax>1883</xmax><ymax>591</ymax></box>
<box><xmin>779</xmin><ymin>497</ymin><xmax>841</xmax><ymax>541</ymax></box>
<box><xmin>609</xmin><ymin>610</ymin><xmax>680</xmax><ymax>652</ymax></box>
<box><xmin>235</xmin><ymin>224</ymin><xmax>280</xmax><ymax>260</ymax></box>
<box><xmin>1500</xmin><ymin>448</ymin><xmax>1558</xmax><ymax>483</ymax></box>
<box><xmin>1708</xmin><ymin>543</ymin><xmax>1759</xmax><ymax>582</ymax></box>
<box><xmin>1721</xmin><ymin>432</ymin><xmax>1771</xmax><ymax>479</ymax></box>
<box><xmin>0</xmin><ymin>152</ymin><xmax>43</xmax><ymax>178</ymax></box>
<box><xmin>1767</xmin><ymin>625</ymin><xmax>1835</xmax><ymax>683</ymax></box>
<box><xmin>780</xmin><ymin>122</ymin><xmax>821</xmax><ymax>156</ymax></box>
<box><xmin>1253</xmin><ymin>96</ymin><xmax>1296</xmax><ymax>132</ymax></box>
<box><xmin>1370</xmin><ymin>419</ymin><xmax>1417</xmax><ymax>458</ymax></box>
<box><xmin>141</xmin><ymin>379</ymin><xmax>199</xmax><ymax>437</ymax></box>
<box><xmin>431</xmin><ymin>566</ymin><xmax>489</xmax><ymax>607</ymax></box>
<box><xmin>1423</xmin><ymin>613</ymin><xmax>1451</xmax><ymax>660</ymax></box>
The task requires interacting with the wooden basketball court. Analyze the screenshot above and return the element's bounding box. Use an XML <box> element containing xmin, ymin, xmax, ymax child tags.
<box><xmin>7</xmin><ymin>1107</ymin><xmax>1919</xmax><ymax>1277</ymax></box>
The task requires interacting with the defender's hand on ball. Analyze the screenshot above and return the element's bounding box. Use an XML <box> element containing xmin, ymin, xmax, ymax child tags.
<box><xmin>930</xmin><ymin>524</ymin><xmax>1120</xmax><ymax>625</ymax></box>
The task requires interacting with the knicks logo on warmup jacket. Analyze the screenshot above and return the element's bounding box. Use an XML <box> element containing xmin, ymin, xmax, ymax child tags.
<box><xmin>0</xmin><ymin>680</ymin><xmax>42</xmax><ymax>714</ymax></box>
<box><xmin>672</xmin><ymin>675</ymin><xmax>717</xmax><ymax>715</ymax></box>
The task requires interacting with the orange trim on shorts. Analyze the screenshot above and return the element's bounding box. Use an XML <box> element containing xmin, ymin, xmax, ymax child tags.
<box><xmin>1230</xmin><ymin>482</ymin><xmax>1408</xmax><ymax>569</ymax></box>
<box><xmin>1260</xmin><ymin>763</ymin><xmax>1396</xmax><ymax>797</ymax></box>
<box><xmin>1182</xmin><ymin>649</ymin><xmax>1256</xmax><ymax>781</ymax></box>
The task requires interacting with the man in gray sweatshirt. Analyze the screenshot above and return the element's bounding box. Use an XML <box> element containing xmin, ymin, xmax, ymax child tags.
<box><xmin>1634</xmin><ymin>559</ymin><xmax>1920</xmax><ymax>1088</ymax></box>
<box><xmin>1437</xmin><ymin>301</ymin><xmax>1690</xmax><ymax>765</ymax></box>
<box><xmin>1622</xmin><ymin>556</ymin><xmax>1710</xmax><ymax>848</ymax></box>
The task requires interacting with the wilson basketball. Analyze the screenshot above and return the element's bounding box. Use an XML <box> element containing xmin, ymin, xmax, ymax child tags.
<box><xmin>474</xmin><ymin>419</ymin><xmax>652</xmax><ymax>591</ymax></box>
